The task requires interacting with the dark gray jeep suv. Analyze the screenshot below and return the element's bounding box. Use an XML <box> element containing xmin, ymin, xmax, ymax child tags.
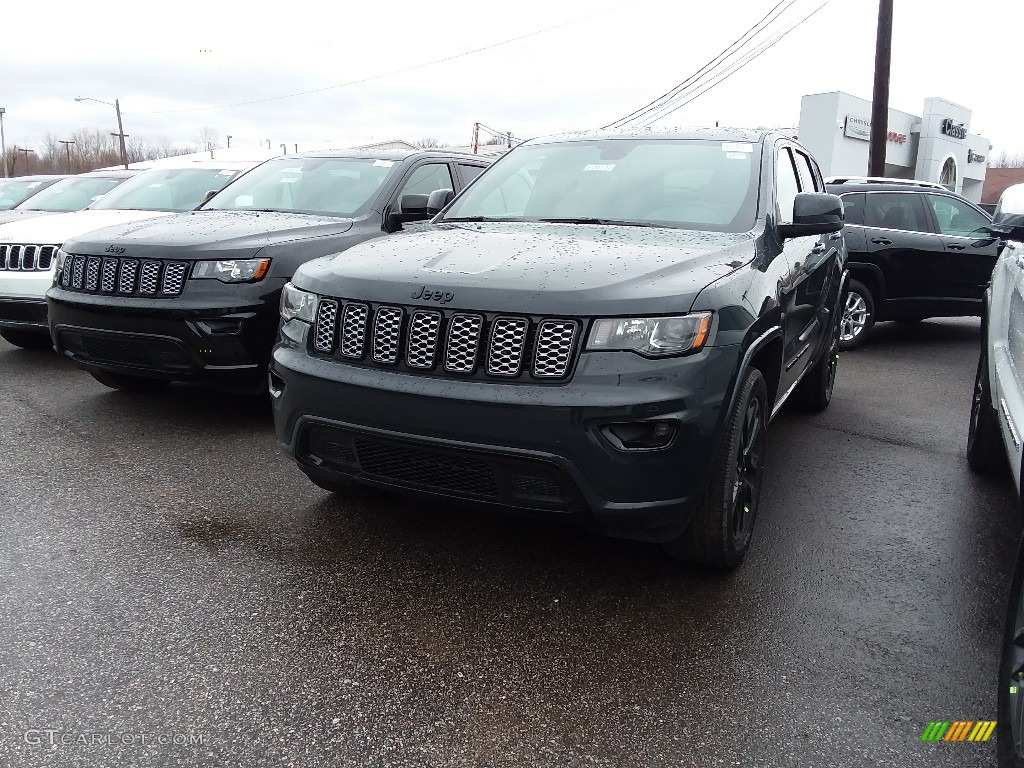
<box><xmin>270</xmin><ymin>129</ymin><xmax>848</xmax><ymax>567</ymax></box>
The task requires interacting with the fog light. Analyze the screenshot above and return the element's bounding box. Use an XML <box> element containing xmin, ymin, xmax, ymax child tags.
<box><xmin>602</xmin><ymin>420</ymin><xmax>678</xmax><ymax>450</ymax></box>
<box><xmin>268</xmin><ymin>369</ymin><xmax>285</xmax><ymax>399</ymax></box>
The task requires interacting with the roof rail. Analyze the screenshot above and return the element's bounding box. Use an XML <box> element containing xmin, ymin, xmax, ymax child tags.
<box><xmin>825</xmin><ymin>176</ymin><xmax>946</xmax><ymax>190</ymax></box>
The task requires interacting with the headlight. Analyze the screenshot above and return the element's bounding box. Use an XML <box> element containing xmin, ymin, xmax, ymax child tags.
<box><xmin>53</xmin><ymin>248</ymin><xmax>70</xmax><ymax>280</ymax></box>
<box><xmin>586</xmin><ymin>312</ymin><xmax>712</xmax><ymax>357</ymax></box>
<box><xmin>280</xmin><ymin>282</ymin><xmax>319</xmax><ymax>323</ymax></box>
<box><xmin>192</xmin><ymin>258</ymin><xmax>270</xmax><ymax>283</ymax></box>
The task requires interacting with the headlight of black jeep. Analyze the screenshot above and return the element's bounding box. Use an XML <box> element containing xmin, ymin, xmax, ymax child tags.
<box><xmin>586</xmin><ymin>312</ymin><xmax>712</xmax><ymax>357</ymax></box>
<box><xmin>280</xmin><ymin>282</ymin><xmax>319</xmax><ymax>323</ymax></box>
<box><xmin>53</xmin><ymin>248</ymin><xmax>70</xmax><ymax>283</ymax></box>
<box><xmin>192</xmin><ymin>258</ymin><xmax>270</xmax><ymax>283</ymax></box>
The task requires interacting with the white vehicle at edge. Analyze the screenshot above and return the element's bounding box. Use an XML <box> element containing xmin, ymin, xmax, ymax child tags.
<box><xmin>0</xmin><ymin>154</ymin><xmax>271</xmax><ymax>350</ymax></box>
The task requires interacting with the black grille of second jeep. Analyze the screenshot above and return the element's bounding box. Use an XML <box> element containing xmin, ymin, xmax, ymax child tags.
<box><xmin>310</xmin><ymin>298</ymin><xmax>582</xmax><ymax>382</ymax></box>
<box><xmin>58</xmin><ymin>255</ymin><xmax>189</xmax><ymax>297</ymax></box>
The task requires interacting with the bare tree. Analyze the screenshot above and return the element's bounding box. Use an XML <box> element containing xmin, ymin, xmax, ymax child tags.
<box><xmin>196</xmin><ymin>127</ymin><xmax>221</xmax><ymax>152</ymax></box>
<box><xmin>992</xmin><ymin>150</ymin><xmax>1024</xmax><ymax>169</ymax></box>
<box><xmin>415</xmin><ymin>137</ymin><xmax>448</xmax><ymax>149</ymax></box>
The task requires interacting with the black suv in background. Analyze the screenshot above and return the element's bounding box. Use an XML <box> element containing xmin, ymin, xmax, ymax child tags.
<box><xmin>825</xmin><ymin>177</ymin><xmax>996</xmax><ymax>349</ymax></box>
<box><xmin>46</xmin><ymin>149</ymin><xmax>489</xmax><ymax>392</ymax></box>
<box><xmin>271</xmin><ymin>129</ymin><xmax>847</xmax><ymax>568</ymax></box>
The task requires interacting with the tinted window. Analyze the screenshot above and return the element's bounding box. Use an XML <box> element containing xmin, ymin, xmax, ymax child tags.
<box><xmin>793</xmin><ymin>151</ymin><xmax>820</xmax><ymax>192</ymax></box>
<box><xmin>457</xmin><ymin>164</ymin><xmax>486</xmax><ymax>185</ymax></box>
<box><xmin>443</xmin><ymin>139</ymin><xmax>760</xmax><ymax>233</ymax></box>
<box><xmin>16</xmin><ymin>177</ymin><xmax>124</xmax><ymax>212</ymax></box>
<box><xmin>839</xmin><ymin>193</ymin><xmax>866</xmax><ymax>226</ymax></box>
<box><xmin>925</xmin><ymin>194</ymin><xmax>991</xmax><ymax>237</ymax></box>
<box><xmin>864</xmin><ymin>192</ymin><xmax>930</xmax><ymax>233</ymax></box>
<box><xmin>396</xmin><ymin>163</ymin><xmax>454</xmax><ymax>199</ymax></box>
<box><xmin>92</xmin><ymin>168</ymin><xmax>241</xmax><ymax>212</ymax></box>
<box><xmin>205</xmin><ymin>157</ymin><xmax>395</xmax><ymax>217</ymax></box>
<box><xmin>776</xmin><ymin>148</ymin><xmax>800</xmax><ymax>224</ymax></box>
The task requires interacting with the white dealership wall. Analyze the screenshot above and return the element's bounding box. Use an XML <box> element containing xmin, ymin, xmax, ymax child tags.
<box><xmin>798</xmin><ymin>92</ymin><xmax>990</xmax><ymax>202</ymax></box>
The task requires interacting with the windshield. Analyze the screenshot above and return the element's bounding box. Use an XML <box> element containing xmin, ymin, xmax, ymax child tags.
<box><xmin>203</xmin><ymin>157</ymin><xmax>396</xmax><ymax>217</ymax></box>
<box><xmin>442</xmin><ymin>139</ymin><xmax>761</xmax><ymax>233</ymax></box>
<box><xmin>89</xmin><ymin>167</ymin><xmax>242</xmax><ymax>212</ymax></box>
<box><xmin>0</xmin><ymin>179</ymin><xmax>52</xmax><ymax>211</ymax></box>
<box><xmin>17</xmin><ymin>176</ymin><xmax>126</xmax><ymax>212</ymax></box>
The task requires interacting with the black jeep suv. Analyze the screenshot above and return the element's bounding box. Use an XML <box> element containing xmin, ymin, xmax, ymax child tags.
<box><xmin>270</xmin><ymin>129</ymin><xmax>848</xmax><ymax>568</ymax></box>
<box><xmin>824</xmin><ymin>178</ymin><xmax>996</xmax><ymax>349</ymax></box>
<box><xmin>46</xmin><ymin>149</ymin><xmax>489</xmax><ymax>392</ymax></box>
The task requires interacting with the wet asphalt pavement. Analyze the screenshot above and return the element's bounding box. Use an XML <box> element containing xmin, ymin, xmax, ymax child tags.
<box><xmin>0</xmin><ymin>317</ymin><xmax>1018</xmax><ymax>767</ymax></box>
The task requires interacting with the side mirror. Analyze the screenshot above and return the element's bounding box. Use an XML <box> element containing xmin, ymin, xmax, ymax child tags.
<box><xmin>399</xmin><ymin>193</ymin><xmax>430</xmax><ymax>220</ymax></box>
<box><xmin>778</xmin><ymin>192</ymin><xmax>844</xmax><ymax>239</ymax></box>
<box><xmin>200</xmin><ymin>189</ymin><xmax>219</xmax><ymax>206</ymax></box>
<box><xmin>426</xmin><ymin>188</ymin><xmax>454</xmax><ymax>217</ymax></box>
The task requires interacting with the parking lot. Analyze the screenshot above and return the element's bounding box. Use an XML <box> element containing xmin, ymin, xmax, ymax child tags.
<box><xmin>0</xmin><ymin>316</ymin><xmax>1018</xmax><ymax>767</ymax></box>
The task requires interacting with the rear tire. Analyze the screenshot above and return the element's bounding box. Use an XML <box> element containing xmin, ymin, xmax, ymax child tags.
<box><xmin>664</xmin><ymin>368</ymin><xmax>767</xmax><ymax>569</ymax></box>
<box><xmin>0</xmin><ymin>328</ymin><xmax>53</xmax><ymax>350</ymax></box>
<box><xmin>90</xmin><ymin>370</ymin><xmax>170</xmax><ymax>393</ymax></box>
<box><xmin>967</xmin><ymin>348</ymin><xmax>1009</xmax><ymax>476</ymax></box>
<box><xmin>794</xmin><ymin>315</ymin><xmax>840</xmax><ymax>413</ymax></box>
<box><xmin>838</xmin><ymin>279</ymin><xmax>874</xmax><ymax>351</ymax></box>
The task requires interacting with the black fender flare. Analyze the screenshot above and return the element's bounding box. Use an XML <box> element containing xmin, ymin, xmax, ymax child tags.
<box><xmin>846</xmin><ymin>261</ymin><xmax>886</xmax><ymax>302</ymax></box>
<box><xmin>725</xmin><ymin>325</ymin><xmax>784</xmax><ymax>420</ymax></box>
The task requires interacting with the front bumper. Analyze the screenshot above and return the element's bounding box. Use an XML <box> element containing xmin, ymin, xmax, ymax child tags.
<box><xmin>46</xmin><ymin>279</ymin><xmax>287</xmax><ymax>385</ymax></box>
<box><xmin>0</xmin><ymin>269</ymin><xmax>55</xmax><ymax>332</ymax></box>
<box><xmin>271</xmin><ymin>321</ymin><xmax>741</xmax><ymax>542</ymax></box>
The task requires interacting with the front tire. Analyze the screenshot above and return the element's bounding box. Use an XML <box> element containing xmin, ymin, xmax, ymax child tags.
<box><xmin>838</xmin><ymin>279</ymin><xmax>874</xmax><ymax>351</ymax></box>
<box><xmin>90</xmin><ymin>370</ymin><xmax>170</xmax><ymax>393</ymax></box>
<box><xmin>664</xmin><ymin>368</ymin><xmax>767</xmax><ymax>569</ymax></box>
<box><xmin>0</xmin><ymin>328</ymin><xmax>53</xmax><ymax>350</ymax></box>
<box><xmin>966</xmin><ymin>348</ymin><xmax>1008</xmax><ymax>475</ymax></box>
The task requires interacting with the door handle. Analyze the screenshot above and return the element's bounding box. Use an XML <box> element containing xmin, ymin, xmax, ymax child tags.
<box><xmin>870</xmin><ymin>237</ymin><xmax>893</xmax><ymax>245</ymax></box>
<box><xmin>828</xmin><ymin>232</ymin><xmax>843</xmax><ymax>241</ymax></box>
<box><xmin>947</xmin><ymin>243</ymin><xmax>965</xmax><ymax>251</ymax></box>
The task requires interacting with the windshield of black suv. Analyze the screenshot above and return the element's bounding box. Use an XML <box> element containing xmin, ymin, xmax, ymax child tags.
<box><xmin>442</xmin><ymin>139</ymin><xmax>761</xmax><ymax>233</ymax></box>
<box><xmin>89</xmin><ymin>167</ymin><xmax>242</xmax><ymax>212</ymax></box>
<box><xmin>202</xmin><ymin>157</ymin><xmax>397</xmax><ymax>217</ymax></box>
<box><xmin>0</xmin><ymin>179</ymin><xmax>51</xmax><ymax>210</ymax></box>
<box><xmin>18</xmin><ymin>176</ymin><xmax>125</xmax><ymax>212</ymax></box>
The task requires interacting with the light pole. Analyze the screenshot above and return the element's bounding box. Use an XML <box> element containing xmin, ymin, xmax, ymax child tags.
<box><xmin>58</xmin><ymin>140</ymin><xmax>76</xmax><ymax>173</ymax></box>
<box><xmin>226</xmin><ymin>135</ymin><xmax>232</xmax><ymax>148</ymax></box>
<box><xmin>75</xmin><ymin>97</ymin><xmax>129</xmax><ymax>170</ymax></box>
<box><xmin>0</xmin><ymin>107</ymin><xmax>7</xmax><ymax>177</ymax></box>
<box><xmin>280</xmin><ymin>143</ymin><xmax>287</xmax><ymax>155</ymax></box>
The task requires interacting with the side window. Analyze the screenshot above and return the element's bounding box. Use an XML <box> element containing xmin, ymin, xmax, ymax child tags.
<box><xmin>775</xmin><ymin>148</ymin><xmax>800</xmax><ymax>224</ymax></box>
<box><xmin>839</xmin><ymin>193</ymin><xmax>866</xmax><ymax>226</ymax></box>
<box><xmin>925</xmin><ymin>194</ymin><xmax>991</xmax><ymax>237</ymax></box>
<box><xmin>396</xmin><ymin>163</ymin><xmax>454</xmax><ymax>200</ymax></box>
<box><xmin>793</xmin><ymin>151</ymin><xmax>821</xmax><ymax>192</ymax></box>
<box><xmin>457</xmin><ymin>164</ymin><xmax>486</xmax><ymax>186</ymax></box>
<box><xmin>864</xmin><ymin>192</ymin><xmax>930</xmax><ymax>233</ymax></box>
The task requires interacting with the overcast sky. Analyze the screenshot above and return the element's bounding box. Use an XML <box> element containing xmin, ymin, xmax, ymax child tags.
<box><xmin>2</xmin><ymin>0</ymin><xmax>1021</xmax><ymax>158</ymax></box>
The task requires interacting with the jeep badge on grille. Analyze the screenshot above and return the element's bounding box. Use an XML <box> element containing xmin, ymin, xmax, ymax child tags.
<box><xmin>410</xmin><ymin>285</ymin><xmax>454</xmax><ymax>304</ymax></box>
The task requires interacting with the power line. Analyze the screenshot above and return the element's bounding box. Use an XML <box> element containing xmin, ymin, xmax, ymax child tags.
<box><xmin>638</xmin><ymin>0</ymin><xmax>833</xmax><ymax>126</ymax></box>
<box><xmin>132</xmin><ymin>2</ymin><xmax>635</xmax><ymax>116</ymax></box>
<box><xmin>602</xmin><ymin>0</ymin><xmax>798</xmax><ymax>130</ymax></box>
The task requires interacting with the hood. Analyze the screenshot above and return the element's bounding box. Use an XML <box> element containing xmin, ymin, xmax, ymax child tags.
<box><xmin>0</xmin><ymin>210</ymin><xmax>59</xmax><ymax>226</ymax></box>
<box><xmin>59</xmin><ymin>210</ymin><xmax>356</xmax><ymax>260</ymax></box>
<box><xmin>295</xmin><ymin>221</ymin><xmax>754</xmax><ymax>316</ymax></box>
<box><xmin>0</xmin><ymin>209</ymin><xmax>175</xmax><ymax>247</ymax></box>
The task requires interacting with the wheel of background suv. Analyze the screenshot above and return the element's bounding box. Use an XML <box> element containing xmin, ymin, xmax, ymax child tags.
<box><xmin>794</xmin><ymin>313</ymin><xmax>840</xmax><ymax>412</ymax></box>
<box><xmin>967</xmin><ymin>348</ymin><xmax>1009</xmax><ymax>476</ymax></box>
<box><xmin>89</xmin><ymin>370</ymin><xmax>171</xmax><ymax>393</ymax></box>
<box><xmin>998</xmin><ymin>535</ymin><xmax>1024</xmax><ymax>766</ymax></box>
<box><xmin>0</xmin><ymin>329</ymin><xmax>53</xmax><ymax>350</ymax></box>
<box><xmin>664</xmin><ymin>367</ymin><xmax>766</xmax><ymax>569</ymax></box>
<box><xmin>838</xmin><ymin>279</ymin><xmax>874</xmax><ymax>351</ymax></box>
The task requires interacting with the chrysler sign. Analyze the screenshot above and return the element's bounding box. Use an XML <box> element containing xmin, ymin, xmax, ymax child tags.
<box><xmin>843</xmin><ymin>116</ymin><xmax>907</xmax><ymax>144</ymax></box>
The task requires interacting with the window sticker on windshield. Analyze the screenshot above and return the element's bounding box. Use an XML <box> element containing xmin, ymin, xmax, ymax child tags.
<box><xmin>218</xmin><ymin>170</ymin><xmax>236</xmax><ymax>176</ymax></box>
<box><xmin>27</xmin><ymin>182</ymin><xmax>41</xmax><ymax>188</ymax></box>
<box><xmin>373</xmin><ymin>160</ymin><xmax>395</xmax><ymax>167</ymax></box>
<box><xmin>725</xmin><ymin>153</ymin><xmax>749</xmax><ymax>160</ymax></box>
<box><xmin>722</xmin><ymin>142</ymin><xmax>754</xmax><ymax>153</ymax></box>
<box><xmin>280</xmin><ymin>167</ymin><xmax>303</xmax><ymax>173</ymax></box>
<box><xmin>583</xmin><ymin>164</ymin><xmax>616</xmax><ymax>172</ymax></box>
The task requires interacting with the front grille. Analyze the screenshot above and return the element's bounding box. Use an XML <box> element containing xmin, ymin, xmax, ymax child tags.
<box><xmin>58</xmin><ymin>255</ymin><xmax>189</xmax><ymax>297</ymax></box>
<box><xmin>311</xmin><ymin>298</ymin><xmax>581</xmax><ymax>382</ymax></box>
<box><xmin>0</xmin><ymin>244</ymin><xmax>58</xmax><ymax>272</ymax></box>
<box><xmin>355</xmin><ymin>438</ymin><xmax>500</xmax><ymax>497</ymax></box>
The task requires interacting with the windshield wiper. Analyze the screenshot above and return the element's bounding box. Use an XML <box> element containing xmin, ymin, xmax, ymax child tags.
<box><xmin>442</xmin><ymin>216</ymin><xmax>525</xmax><ymax>222</ymax></box>
<box><xmin>537</xmin><ymin>217</ymin><xmax>664</xmax><ymax>228</ymax></box>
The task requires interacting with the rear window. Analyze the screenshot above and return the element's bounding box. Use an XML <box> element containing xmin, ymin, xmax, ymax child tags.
<box><xmin>839</xmin><ymin>193</ymin><xmax>866</xmax><ymax>226</ymax></box>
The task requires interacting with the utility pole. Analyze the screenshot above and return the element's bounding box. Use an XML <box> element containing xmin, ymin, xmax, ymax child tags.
<box><xmin>58</xmin><ymin>140</ymin><xmax>76</xmax><ymax>173</ymax></box>
<box><xmin>226</xmin><ymin>135</ymin><xmax>232</xmax><ymax>148</ymax></box>
<box><xmin>280</xmin><ymin>143</ymin><xmax>287</xmax><ymax>155</ymax></box>
<box><xmin>266</xmin><ymin>139</ymin><xmax>271</xmax><ymax>149</ymax></box>
<box><xmin>16</xmin><ymin>147</ymin><xmax>34</xmax><ymax>173</ymax></box>
<box><xmin>472</xmin><ymin>122</ymin><xmax>479</xmax><ymax>155</ymax></box>
<box><xmin>113</xmin><ymin>99</ymin><xmax>128</xmax><ymax>169</ymax></box>
<box><xmin>868</xmin><ymin>0</ymin><xmax>893</xmax><ymax>177</ymax></box>
<box><xmin>0</xmin><ymin>108</ymin><xmax>6</xmax><ymax>178</ymax></box>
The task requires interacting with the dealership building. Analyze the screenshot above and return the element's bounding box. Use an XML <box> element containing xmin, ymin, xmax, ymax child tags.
<box><xmin>797</xmin><ymin>92</ymin><xmax>991</xmax><ymax>203</ymax></box>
